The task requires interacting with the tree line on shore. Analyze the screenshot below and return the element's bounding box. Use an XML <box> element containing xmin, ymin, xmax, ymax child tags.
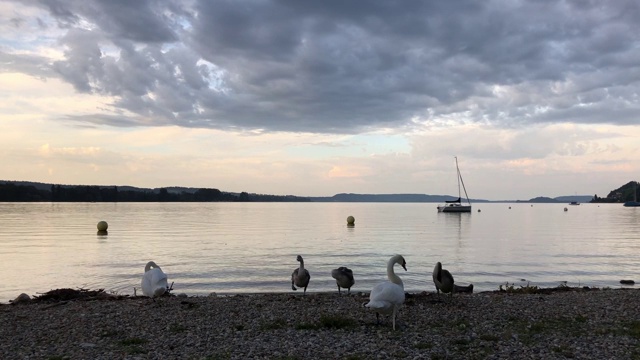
<box><xmin>590</xmin><ymin>181</ymin><xmax>639</xmax><ymax>203</ymax></box>
<box><xmin>1</xmin><ymin>179</ymin><xmax>636</xmax><ymax>203</ymax></box>
<box><xmin>0</xmin><ymin>182</ymin><xmax>310</xmax><ymax>202</ymax></box>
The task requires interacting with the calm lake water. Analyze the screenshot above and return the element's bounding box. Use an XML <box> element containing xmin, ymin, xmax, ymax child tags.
<box><xmin>0</xmin><ymin>202</ymin><xmax>638</xmax><ymax>302</ymax></box>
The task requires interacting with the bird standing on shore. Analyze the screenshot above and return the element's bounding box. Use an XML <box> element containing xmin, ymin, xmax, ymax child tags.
<box><xmin>141</xmin><ymin>261</ymin><xmax>168</xmax><ymax>298</ymax></box>
<box><xmin>365</xmin><ymin>254</ymin><xmax>407</xmax><ymax>330</ymax></box>
<box><xmin>331</xmin><ymin>266</ymin><xmax>355</xmax><ymax>295</ymax></box>
<box><xmin>433</xmin><ymin>261</ymin><xmax>454</xmax><ymax>298</ymax></box>
<box><xmin>291</xmin><ymin>255</ymin><xmax>310</xmax><ymax>295</ymax></box>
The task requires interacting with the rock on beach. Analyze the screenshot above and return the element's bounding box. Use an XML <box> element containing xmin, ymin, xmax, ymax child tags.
<box><xmin>1</xmin><ymin>288</ymin><xmax>639</xmax><ymax>359</ymax></box>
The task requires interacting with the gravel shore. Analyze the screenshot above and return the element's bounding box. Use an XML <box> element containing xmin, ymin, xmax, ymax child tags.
<box><xmin>2</xmin><ymin>288</ymin><xmax>639</xmax><ymax>359</ymax></box>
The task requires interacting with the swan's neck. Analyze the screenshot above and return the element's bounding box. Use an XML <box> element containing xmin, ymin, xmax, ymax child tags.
<box><xmin>298</xmin><ymin>260</ymin><xmax>305</xmax><ymax>273</ymax></box>
<box><xmin>387</xmin><ymin>261</ymin><xmax>403</xmax><ymax>286</ymax></box>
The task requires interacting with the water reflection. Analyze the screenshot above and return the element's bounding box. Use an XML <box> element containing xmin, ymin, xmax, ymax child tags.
<box><xmin>0</xmin><ymin>202</ymin><xmax>638</xmax><ymax>302</ymax></box>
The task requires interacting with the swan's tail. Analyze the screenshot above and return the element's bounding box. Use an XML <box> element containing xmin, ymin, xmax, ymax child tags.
<box><xmin>153</xmin><ymin>286</ymin><xmax>167</xmax><ymax>297</ymax></box>
<box><xmin>364</xmin><ymin>300</ymin><xmax>386</xmax><ymax>309</ymax></box>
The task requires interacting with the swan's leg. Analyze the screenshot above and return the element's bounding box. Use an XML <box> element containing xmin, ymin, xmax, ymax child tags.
<box><xmin>337</xmin><ymin>284</ymin><xmax>341</xmax><ymax>295</ymax></box>
<box><xmin>303</xmin><ymin>285</ymin><xmax>307</xmax><ymax>295</ymax></box>
<box><xmin>392</xmin><ymin>306</ymin><xmax>397</xmax><ymax>330</ymax></box>
<box><xmin>291</xmin><ymin>276</ymin><xmax>297</xmax><ymax>291</ymax></box>
<box><xmin>375</xmin><ymin>312</ymin><xmax>380</xmax><ymax>325</ymax></box>
<box><xmin>347</xmin><ymin>287</ymin><xmax>350</xmax><ymax>295</ymax></box>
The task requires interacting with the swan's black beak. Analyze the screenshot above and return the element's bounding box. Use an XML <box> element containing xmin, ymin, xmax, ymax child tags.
<box><xmin>401</xmin><ymin>262</ymin><xmax>407</xmax><ymax>271</ymax></box>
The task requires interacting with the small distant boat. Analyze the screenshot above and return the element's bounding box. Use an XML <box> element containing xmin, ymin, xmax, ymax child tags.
<box><xmin>569</xmin><ymin>201</ymin><xmax>580</xmax><ymax>206</ymax></box>
<box><xmin>438</xmin><ymin>157</ymin><xmax>471</xmax><ymax>213</ymax></box>
<box><xmin>623</xmin><ymin>181</ymin><xmax>640</xmax><ymax>207</ymax></box>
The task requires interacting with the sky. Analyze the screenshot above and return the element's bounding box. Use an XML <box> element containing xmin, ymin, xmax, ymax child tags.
<box><xmin>1</xmin><ymin>0</ymin><xmax>639</xmax><ymax>200</ymax></box>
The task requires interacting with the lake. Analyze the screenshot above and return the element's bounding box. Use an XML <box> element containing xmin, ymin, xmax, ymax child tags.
<box><xmin>0</xmin><ymin>202</ymin><xmax>638</xmax><ymax>303</ymax></box>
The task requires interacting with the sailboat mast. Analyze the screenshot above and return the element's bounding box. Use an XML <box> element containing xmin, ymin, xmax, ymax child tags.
<box><xmin>455</xmin><ymin>156</ymin><xmax>462</xmax><ymax>200</ymax></box>
<box><xmin>456</xmin><ymin>156</ymin><xmax>471</xmax><ymax>205</ymax></box>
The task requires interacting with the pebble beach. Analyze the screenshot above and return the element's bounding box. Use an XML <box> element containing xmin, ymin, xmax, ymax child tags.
<box><xmin>2</xmin><ymin>287</ymin><xmax>639</xmax><ymax>359</ymax></box>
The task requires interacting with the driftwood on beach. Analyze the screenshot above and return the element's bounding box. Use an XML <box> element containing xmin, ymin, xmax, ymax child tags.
<box><xmin>32</xmin><ymin>288</ymin><xmax>112</xmax><ymax>302</ymax></box>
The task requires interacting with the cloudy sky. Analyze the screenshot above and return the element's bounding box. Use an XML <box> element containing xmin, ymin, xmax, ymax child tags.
<box><xmin>1</xmin><ymin>0</ymin><xmax>639</xmax><ymax>200</ymax></box>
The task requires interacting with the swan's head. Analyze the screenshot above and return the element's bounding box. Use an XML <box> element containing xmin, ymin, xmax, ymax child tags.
<box><xmin>145</xmin><ymin>261</ymin><xmax>159</xmax><ymax>272</ymax></box>
<box><xmin>296</xmin><ymin>255</ymin><xmax>303</xmax><ymax>262</ymax></box>
<box><xmin>393</xmin><ymin>254</ymin><xmax>407</xmax><ymax>271</ymax></box>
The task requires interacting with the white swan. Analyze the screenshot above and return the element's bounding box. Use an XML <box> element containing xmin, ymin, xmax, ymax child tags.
<box><xmin>141</xmin><ymin>261</ymin><xmax>168</xmax><ymax>298</ymax></box>
<box><xmin>291</xmin><ymin>255</ymin><xmax>310</xmax><ymax>295</ymax></box>
<box><xmin>432</xmin><ymin>261</ymin><xmax>454</xmax><ymax>297</ymax></box>
<box><xmin>331</xmin><ymin>266</ymin><xmax>355</xmax><ymax>295</ymax></box>
<box><xmin>365</xmin><ymin>254</ymin><xmax>407</xmax><ymax>330</ymax></box>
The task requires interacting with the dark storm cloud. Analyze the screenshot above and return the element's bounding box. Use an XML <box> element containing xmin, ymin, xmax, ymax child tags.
<box><xmin>34</xmin><ymin>0</ymin><xmax>178</xmax><ymax>41</ymax></box>
<box><xmin>9</xmin><ymin>0</ymin><xmax>640</xmax><ymax>132</ymax></box>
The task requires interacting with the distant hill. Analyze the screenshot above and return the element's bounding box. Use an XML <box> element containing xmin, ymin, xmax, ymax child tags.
<box><xmin>0</xmin><ymin>179</ymin><xmax>621</xmax><ymax>203</ymax></box>
<box><xmin>592</xmin><ymin>181</ymin><xmax>639</xmax><ymax>203</ymax></box>
<box><xmin>0</xmin><ymin>180</ymin><xmax>309</xmax><ymax>202</ymax></box>
<box><xmin>519</xmin><ymin>196</ymin><xmax>559</xmax><ymax>203</ymax></box>
<box><xmin>553</xmin><ymin>195</ymin><xmax>594</xmax><ymax>203</ymax></box>
<box><xmin>516</xmin><ymin>195</ymin><xmax>593</xmax><ymax>203</ymax></box>
<box><xmin>308</xmin><ymin>193</ymin><xmax>489</xmax><ymax>203</ymax></box>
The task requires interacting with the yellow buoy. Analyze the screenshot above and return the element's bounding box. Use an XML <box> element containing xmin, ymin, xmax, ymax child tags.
<box><xmin>346</xmin><ymin>215</ymin><xmax>355</xmax><ymax>225</ymax></box>
<box><xmin>97</xmin><ymin>221</ymin><xmax>108</xmax><ymax>231</ymax></box>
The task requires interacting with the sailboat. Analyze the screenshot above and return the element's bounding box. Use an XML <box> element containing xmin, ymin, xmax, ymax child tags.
<box><xmin>623</xmin><ymin>181</ymin><xmax>640</xmax><ymax>207</ymax></box>
<box><xmin>437</xmin><ymin>157</ymin><xmax>472</xmax><ymax>213</ymax></box>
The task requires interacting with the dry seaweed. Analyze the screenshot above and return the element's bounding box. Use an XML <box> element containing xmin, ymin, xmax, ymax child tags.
<box><xmin>32</xmin><ymin>288</ymin><xmax>123</xmax><ymax>302</ymax></box>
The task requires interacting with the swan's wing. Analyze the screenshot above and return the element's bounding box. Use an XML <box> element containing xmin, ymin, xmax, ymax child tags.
<box><xmin>369</xmin><ymin>282</ymin><xmax>405</xmax><ymax>304</ymax></box>
<box><xmin>442</xmin><ymin>269</ymin><xmax>454</xmax><ymax>281</ymax></box>
<box><xmin>440</xmin><ymin>270</ymin><xmax>454</xmax><ymax>293</ymax></box>
<box><xmin>141</xmin><ymin>272</ymin><xmax>153</xmax><ymax>296</ymax></box>
<box><xmin>300</xmin><ymin>269</ymin><xmax>310</xmax><ymax>286</ymax></box>
<box><xmin>150</xmin><ymin>269</ymin><xmax>168</xmax><ymax>286</ymax></box>
<box><xmin>141</xmin><ymin>274</ymin><xmax>149</xmax><ymax>290</ymax></box>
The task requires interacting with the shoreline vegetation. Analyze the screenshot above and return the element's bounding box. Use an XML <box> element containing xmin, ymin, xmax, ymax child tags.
<box><xmin>2</xmin><ymin>286</ymin><xmax>639</xmax><ymax>359</ymax></box>
<box><xmin>4</xmin><ymin>179</ymin><xmax>638</xmax><ymax>203</ymax></box>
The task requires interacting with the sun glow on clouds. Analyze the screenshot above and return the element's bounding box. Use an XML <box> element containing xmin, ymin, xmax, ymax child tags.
<box><xmin>327</xmin><ymin>165</ymin><xmax>371</xmax><ymax>179</ymax></box>
<box><xmin>38</xmin><ymin>144</ymin><xmax>102</xmax><ymax>157</ymax></box>
<box><xmin>0</xmin><ymin>73</ymin><xmax>117</xmax><ymax>117</ymax></box>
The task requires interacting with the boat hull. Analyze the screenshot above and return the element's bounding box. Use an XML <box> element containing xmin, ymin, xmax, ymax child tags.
<box><xmin>623</xmin><ymin>201</ymin><xmax>640</xmax><ymax>207</ymax></box>
<box><xmin>437</xmin><ymin>204</ymin><xmax>471</xmax><ymax>213</ymax></box>
<box><xmin>438</xmin><ymin>157</ymin><xmax>472</xmax><ymax>213</ymax></box>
